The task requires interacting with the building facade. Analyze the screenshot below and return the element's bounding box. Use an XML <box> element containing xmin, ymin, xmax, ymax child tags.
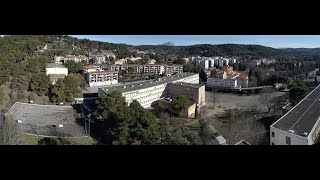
<box><xmin>270</xmin><ymin>85</ymin><xmax>320</xmax><ymax>145</ymax></box>
<box><xmin>46</xmin><ymin>63</ymin><xmax>68</xmax><ymax>85</ymax></box>
<box><xmin>98</xmin><ymin>73</ymin><xmax>200</xmax><ymax>108</ymax></box>
<box><xmin>85</xmin><ymin>71</ymin><xmax>118</xmax><ymax>87</ymax></box>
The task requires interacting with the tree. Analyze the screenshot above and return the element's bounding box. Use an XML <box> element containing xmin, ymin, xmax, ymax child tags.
<box><xmin>0</xmin><ymin>87</ymin><xmax>4</xmax><ymax>104</ymax></box>
<box><xmin>29</xmin><ymin>73</ymin><xmax>51</xmax><ymax>96</ymax></box>
<box><xmin>199</xmin><ymin>119</ymin><xmax>213</xmax><ymax>145</ymax></box>
<box><xmin>63</xmin><ymin>75</ymin><xmax>80</xmax><ymax>102</ymax></box>
<box><xmin>159</xmin><ymin>112</ymin><xmax>171</xmax><ymax>144</ymax></box>
<box><xmin>129</xmin><ymin>100</ymin><xmax>160</xmax><ymax>145</ymax></box>
<box><xmin>171</xmin><ymin>96</ymin><xmax>191</xmax><ymax>112</ymax></box>
<box><xmin>2</xmin><ymin>114</ymin><xmax>21</xmax><ymax>145</ymax></box>
<box><xmin>38</xmin><ymin>137</ymin><xmax>70</xmax><ymax>145</ymax></box>
<box><xmin>289</xmin><ymin>87</ymin><xmax>308</xmax><ymax>102</ymax></box>
<box><xmin>94</xmin><ymin>91</ymin><xmax>132</xmax><ymax>145</ymax></box>
<box><xmin>199</xmin><ymin>69</ymin><xmax>208</xmax><ymax>82</ymax></box>
<box><xmin>233</xmin><ymin>62</ymin><xmax>239</xmax><ymax>70</ymax></box>
<box><xmin>175</xmin><ymin>57</ymin><xmax>186</xmax><ymax>65</ymax></box>
<box><xmin>224</xmin><ymin>109</ymin><xmax>266</xmax><ymax>145</ymax></box>
<box><xmin>128</xmin><ymin>67</ymin><xmax>135</xmax><ymax>76</ymax></box>
<box><xmin>183</xmin><ymin>63</ymin><xmax>194</xmax><ymax>72</ymax></box>
<box><xmin>64</xmin><ymin>61</ymin><xmax>84</xmax><ymax>74</ymax></box>
<box><xmin>49</xmin><ymin>79</ymin><xmax>65</xmax><ymax>103</ymax></box>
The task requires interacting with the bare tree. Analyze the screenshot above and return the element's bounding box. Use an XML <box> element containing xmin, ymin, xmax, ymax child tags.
<box><xmin>224</xmin><ymin>109</ymin><xmax>266</xmax><ymax>145</ymax></box>
<box><xmin>1</xmin><ymin>114</ymin><xmax>21</xmax><ymax>145</ymax></box>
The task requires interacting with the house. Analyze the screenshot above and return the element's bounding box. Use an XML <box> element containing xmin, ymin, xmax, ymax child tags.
<box><xmin>46</xmin><ymin>63</ymin><xmax>68</xmax><ymax>85</ymax></box>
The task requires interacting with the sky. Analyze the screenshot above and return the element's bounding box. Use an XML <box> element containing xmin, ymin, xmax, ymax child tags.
<box><xmin>70</xmin><ymin>35</ymin><xmax>320</xmax><ymax>48</ymax></box>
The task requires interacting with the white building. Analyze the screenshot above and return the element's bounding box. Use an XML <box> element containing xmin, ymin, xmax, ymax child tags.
<box><xmin>64</xmin><ymin>55</ymin><xmax>88</xmax><ymax>63</ymax></box>
<box><xmin>98</xmin><ymin>73</ymin><xmax>199</xmax><ymax>108</ymax></box>
<box><xmin>207</xmin><ymin>76</ymin><xmax>238</xmax><ymax>89</ymax></box>
<box><xmin>89</xmin><ymin>55</ymin><xmax>106</xmax><ymax>64</ymax></box>
<box><xmin>54</xmin><ymin>56</ymin><xmax>64</xmax><ymax>64</ymax></box>
<box><xmin>82</xmin><ymin>65</ymin><xmax>102</xmax><ymax>74</ymax></box>
<box><xmin>270</xmin><ymin>85</ymin><xmax>320</xmax><ymax>145</ymax></box>
<box><xmin>85</xmin><ymin>70</ymin><xmax>118</xmax><ymax>87</ymax></box>
<box><xmin>46</xmin><ymin>63</ymin><xmax>68</xmax><ymax>85</ymax></box>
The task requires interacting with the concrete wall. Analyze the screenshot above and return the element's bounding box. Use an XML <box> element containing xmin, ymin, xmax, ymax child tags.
<box><xmin>308</xmin><ymin>118</ymin><xmax>320</xmax><ymax>145</ymax></box>
<box><xmin>270</xmin><ymin>127</ymin><xmax>308</xmax><ymax>145</ymax></box>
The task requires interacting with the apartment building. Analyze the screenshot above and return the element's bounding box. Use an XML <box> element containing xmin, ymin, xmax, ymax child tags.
<box><xmin>108</xmin><ymin>64</ymin><xmax>144</xmax><ymax>75</ymax></box>
<box><xmin>98</xmin><ymin>73</ymin><xmax>200</xmax><ymax>108</ymax></box>
<box><xmin>270</xmin><ymin>85</ymin><xmax>320</xmax><ymax>145</ymax></box>
<box><xmin>82</xmin><ymin>65</ymin><xmax>102</xmax><ymax>74</ymax></box>
<box><xmin>106</xmin><ymin>64</ymin><xmax>183</xmax><ymax>76</ymax></box>
<box><xmin>207</xmin><ymin>66</ymin><xmax>248</xmax><ymax>89</ymax></box>
<box><xmin>165</xmin><ymin>64</ymin><xmax>183</xmax><ymax>76</ymax></box>
<box><xmin>143</xmin><ymin>64</ymin><xmax>165</xmax><ymax>75</ymax></box>
<box><xmin>85</xmin><ymin>70</ymin><xmax>118</xmax><ymax>87</ymax></box>
<box><xmin>64</xmin><ymin>55</ymin><xmax>88</xmax><ymax>63</ymax></box>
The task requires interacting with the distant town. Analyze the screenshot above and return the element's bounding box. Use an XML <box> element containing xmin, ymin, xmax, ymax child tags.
<box><xmin>0</xmin><ymin>35</ymin><xmax>319</xmax><ymax>145</ymax></box>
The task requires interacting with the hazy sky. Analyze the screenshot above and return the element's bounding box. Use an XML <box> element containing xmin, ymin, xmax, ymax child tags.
<box><xmin>70</xmin><ymin>35</ymin><xmax>320</xmax><ymax>48</ymax></box>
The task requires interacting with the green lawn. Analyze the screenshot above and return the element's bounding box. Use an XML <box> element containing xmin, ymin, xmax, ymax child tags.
<box><xmin>21</xmin><ymin>134</ymin><xmax>97</xmax><ymax>145</ymax></box>
<box><xmin>209</xmin><ymin>119</ymin><xmax>229</xmax><ymax>137</ymax></box>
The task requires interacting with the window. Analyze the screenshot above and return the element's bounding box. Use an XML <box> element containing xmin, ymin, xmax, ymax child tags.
<box><xmin>286</xmin><ymin>136</ymin><xmax>291</xmax><ymax>145</ymax></box>
<box><xmin>271</xmin><ymin>132</ymin><xmax>274</xmax><ymax>138</ymax></box>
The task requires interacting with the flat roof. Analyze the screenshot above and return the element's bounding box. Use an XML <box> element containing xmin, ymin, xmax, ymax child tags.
<box><xmin>46</xmin><ymin>63</ymin><xmax>67</xmax><ymax>69</ymax></box>
<box><xmin>169</xmin><ymin>82</ymin><xmax>204</xmax><ymax>88</ymax></box>
<box><xmin>99</xmin><ymin>73</ymin><xmax>198</xmax><ymax>94</ymax></box>
<box><xmin>6</xmin><ymin>102</ymin><xmax>86</xmax><ymax>137</ymax></box>
<box><xmin>271</xmin><ymin>85</ymin><xmax>320</xmax><ymax>137</ymax></box>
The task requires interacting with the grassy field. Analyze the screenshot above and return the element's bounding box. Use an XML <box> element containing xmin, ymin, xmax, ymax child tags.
<box><xmin>21</xmin><ymin>134</ymin><xmax>97</xmax><ymax>145</ymax></box>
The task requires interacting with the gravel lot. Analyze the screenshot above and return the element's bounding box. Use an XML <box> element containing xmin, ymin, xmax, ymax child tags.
<box><xmin>203</xmin><ymin>91</ymin><xmax>288</xmax><ymax>119</ymax></box>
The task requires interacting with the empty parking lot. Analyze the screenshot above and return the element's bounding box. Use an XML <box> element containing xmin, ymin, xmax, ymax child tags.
<box><xmin>7</xmin><ymin>102</ymin><xmax>86</xmax><ymax>137</ymax></box>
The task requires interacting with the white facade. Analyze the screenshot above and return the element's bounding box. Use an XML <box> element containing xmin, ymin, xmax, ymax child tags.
<box><xmin>86</xmin><ymin>71</ymin><xmax>118</xmax><ymax>87</ymax></box>
<box><xmin>98</xmin><ymin>73</ymin><xmax>199</xmax><ymax>108</ymax></box>
<box><xmin>207</xmin><ymin>78</ymin><xmax>237</xmax><ymax>89</ymax></box>
<box><xmin>46</xmin><ymin>66</ymin><xmax>68</xmax><ymax>76</ymax></box>
<box><xmin>218</xmin><ymin>58</ymin><xmax>224</xmax><ymax>67</ymax></box>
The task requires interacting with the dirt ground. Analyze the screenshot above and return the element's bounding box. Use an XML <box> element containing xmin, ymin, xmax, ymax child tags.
<box><xmin>203</xmin><ymin>91</ymin><xmax>288</xmax><ymax>119</ymax></box>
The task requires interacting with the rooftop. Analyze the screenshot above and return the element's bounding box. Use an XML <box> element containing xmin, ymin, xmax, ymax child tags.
<box><xmin>6</xmin><ymin>102</ymin><xmax>86</xmax><ymax>137</ymax></box>
<box><xmin>271</xmin><ymin>84</ymin><xmax>320</xmax><ymax>137</ymax></box>
<box><xmin>169</xmin><ymin>81</ymin><xmax>204</xmax><ymax>89</ymax></box>
<box><xmin>46</xmin><ymin>63</ymin><xmax>67</xmax><ymax>69</ymax></box>
<box><xmin>235</xmin><ymin>140</ymin><xmax>251</xmax><ymax>145</ymax></box>
<box><xmin>88</xmin><ymin>70</ymin><xmax>118</xmax><ymax>75</ymax></box>
<box><xmin>99</xmin><ymin>72</ymin><xmax>198</xmax><ymax>94</ymax></box>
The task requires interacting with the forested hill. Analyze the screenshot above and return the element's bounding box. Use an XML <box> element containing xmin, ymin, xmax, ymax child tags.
<box><xmin>135</xmin><ymin>44</ymin><xmax>286</xmax><ymax>58</ymax></box>
<box><xmin>281</xmin><ymin>48</ymin><xmax>320</xmax><ymax>55</ymax></box>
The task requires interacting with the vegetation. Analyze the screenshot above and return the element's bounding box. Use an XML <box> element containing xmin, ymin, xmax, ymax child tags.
<box><xmin>38</xmin><ymin>137</ymin><xmax>71</xmax><ymax>145</ymax></box>
<box><xmin>288</xmin><ymin>80</ymin><xmax>308</xmax><ymax>103</ymax></box>
<box><xmin>171</xmin><ymin>96</ymin><xmax>191</xmax><ymax>112</ymax></box>
<box><xmin>1</xmin><ymin>114</ymin><xmax>21</xmax><ymax>145</ymax></box>
<box><xmin>49</xmin><ymin>74</ymin><xmax>80</xmax><ymax>103</ymax></box>
<box><xmin>93</xmin><ymin>92</ymin><xmax>160</xmax><ymax>145</ymax></box>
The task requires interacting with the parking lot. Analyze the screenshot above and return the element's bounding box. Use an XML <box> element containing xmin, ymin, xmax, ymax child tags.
<box><xmin>7</xmin><ymin>102</ymin><xmax>86</xmax><ymax>137</ymax></box>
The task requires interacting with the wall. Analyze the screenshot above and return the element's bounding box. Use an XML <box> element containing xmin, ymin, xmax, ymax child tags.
<box><xmin>270</xmin><ymin>127</ymin><xmax>308</xmax><ymax>145</ymax></box>
<box><xmin>308</xmin><ymin>118</ymin><xmax>320</xmax><ymax>145</ymax></box>
<box><xmin>46</xmin><ymin>67</ymin><xmax>68</xmax><ymax>76</ymax></box>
